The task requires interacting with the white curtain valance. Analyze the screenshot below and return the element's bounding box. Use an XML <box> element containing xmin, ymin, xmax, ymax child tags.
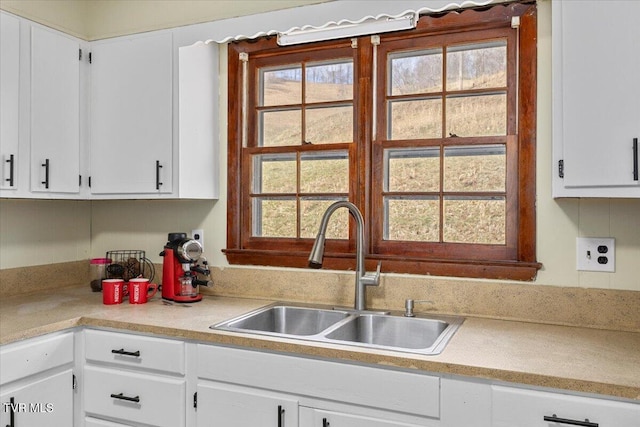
<box><xmin>190</xmin><ymin>0</ymin><xmax>504</xmax><ymax>45</ymax></box>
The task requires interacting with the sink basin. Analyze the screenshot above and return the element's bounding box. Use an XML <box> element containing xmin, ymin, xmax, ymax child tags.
<box><xmin>215</xmin><ymin>305</ymin><xmax>350</xmax><ymax>336</ymax></box>
<box><xmin>211</xmin><ymin>304</ymin><xmax>463</xmax><ymax>355</ymax></box>
<box><xmin>324</xmin><ymin>314</ymin><xmax>459</xmax><ymax>353</ymax></box>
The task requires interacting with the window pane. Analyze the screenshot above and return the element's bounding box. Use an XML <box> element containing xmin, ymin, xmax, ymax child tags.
<box><xmin>306</xmin><ymin>61</ymin><xmax>353</xmax><ymax>103</ymax></box>
<box><xmin>253</xmin><ymin>153</ymin><xmax>296</xmax><ymax>194</ymax></box>
<box><xmin>253</xmin><ymin>197</ymin><xmax>297</xmax><ymax>237</ymax></box>
<box><xmin>300</xmin><ymin>151</ymin><xmax>349</xmax><ymax>194</ymax></box>
<box><xmin>390</xmin><ymin>49</ymin><xmax>443</xmax><ymax>95</ymax></box>
<box><xmin>261</xmin><ymin>66</ymin><xmax>302</xmax><ymax>106</ymax></box>
<box><xmin>260</xmin><ymin>109</ymin><xmax>301</xmax><ymax>146</ymax></box>
<box><xmin>444</xmin><ymin>145</ymin><xmax>506</xmax><ymax>192</ymax></box>
<box><xmin>300</xmin><ymin>197</ymin><xmax>349</xmax><ymax>239</ymax></box>
<box><xmin>446</xmin><ymin>93</ymin><xmax>506</xmax><ymax>137</ymax></box>
<box><xmin>306</xmin><ymin>106</ymin><xmax>353</xmax><ymax>144</ymax></box>
<box><xmin>446</xmin><ymin>41</ymin><xmax>507</xmax><ymax>91</ymax></box>
<box><xmin>385</xmin><ymin>147</ymin><xmax>440</xmax><ymax>192</ymax></box>
<box><xmin>385</xmin><ymin>196</ymin><xmax>439</xmax><ymax>242</ymax></box>
<box><xmin>389</xmin><ymin>98</ymin><xmax>442</xmax><ymax>140</ymax></box>
<box><xmin>443</xmin><ymin>196</ymin><xmax>505</xmax><ymax>244</ymax></box>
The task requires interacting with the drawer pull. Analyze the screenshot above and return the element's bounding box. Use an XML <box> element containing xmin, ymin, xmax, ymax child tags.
<box><xmin>111</xmin><ymin>348</ymin><xmax>140</xmax><ymax>357</ymax></box>
<box><xmin>155</xmin><ymin>160</ymin><xmax>163</xmax><ymax>190</ymax></box>
<box><xmin>543</xmin><ymin>414</ymin><xmax>598</xmax><ymax>427</ymax></box>
<box><xmin>110</xmin><ymin>393</ymin><xmax>140</xmax><ymax>403</ymax></box>
<box><xmin>277</xmin><ymin>405</ymin><xmax>285</xmax><ymax>427</ymax></box>
<box><xmin>633</xmin><ymin>137</ymin><xmax>638</xmax><ymax>181</ymax></box>
<box><xmin>41</xmin><ymin>158</ymin><xmax>49</xmax><ymax>189</ymax></box>
<box><xmin>6</xmin><ymin>396</ymin><xmax>15</xmax><ymax>427</ymax></box>
<box><xmin>5</xmin><ymin>154</ymin><xmax>14</xmax><ymax>187</ymax></box>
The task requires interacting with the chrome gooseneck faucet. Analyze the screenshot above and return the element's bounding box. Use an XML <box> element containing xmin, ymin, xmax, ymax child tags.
<box><xmin>308</xmin><ymin>201</ymin><xmax>381</xmax><ymax>311</ymax></box>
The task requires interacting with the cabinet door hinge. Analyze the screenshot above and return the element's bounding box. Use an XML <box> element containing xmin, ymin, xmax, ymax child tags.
<box><xmin>72</xmin><ymin>374</ymin><xmax>77</xmax><ymax>390</ymax></box>
<box><xmin>79</xmin><ymin>175</ymin><xmax>82</xmax><ymax>186</ymax></box>
<box><xmin>193</xmin><ymin>392</ymin><xmax>197</xmax><ymax>409</ymax></box>
<box><xmin>79</xmin><ymin>49</ymin><xmax>82</xmax><ymax>61</ymax></box>
<box><xmin>558</xmin><ymin>159</ymin><xmax>564</xmax><ymax>178</ymax></box>
<box><xmin>89</xmin><ymin>52</ymin><xmax>92</xmax><ymax>64</ymax></box>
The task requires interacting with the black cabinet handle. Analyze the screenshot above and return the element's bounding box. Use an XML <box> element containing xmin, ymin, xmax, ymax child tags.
<box><xmin>41</xmin><ymin>158</ymin><xmax>49</xmax><ymax>189</ymax></box>
<box><xmin>322</xmin><ymin>418</ymin><xmax>330</xmax><ymax>427</ymax></box>
<box><xmin>633</xmin><ymin>137</ymin><xmax>638</xmax><ymax>181</ymax></box>
<box><xmin>110</xmin><ymin>393</ymin><xmax>140</xmax><ymax>403</ymax></box>
<box><xmin>5</xmin><ymin>154</ymin><xmax>14</xmax><ymax>187</ymax></box>
<box><xmin>277</xmin><ymin>405</ymin><xmax>285</xmax><ymax>427</ymax></box>
<box><xmin>543</xmin><ymin>414</ymin><xmax>598</xmax><ymax>427</ymax></box>
<box><xmin>111</xmin><ymin>348</ymin><xmax>140</xmax><ymax>357</ymax></box>
<box><xmin>5</xmin><ymin>396</ymin><xmax>15</xmax><ymax>427</ymax></box>
<box><xmin>155</xmin><ymin>160</ymin><xmax>163</xmax><ymax>190</ymax></box>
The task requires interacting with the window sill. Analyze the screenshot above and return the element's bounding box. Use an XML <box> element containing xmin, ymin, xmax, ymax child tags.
<box><xmin>223</xmin><ymin>249</ymin><xmax>542</xmax><ymax>281</ymax></box>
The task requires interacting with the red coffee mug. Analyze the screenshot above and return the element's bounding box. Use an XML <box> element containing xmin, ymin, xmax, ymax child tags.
<box><xmin>102</xmin><ymin>279</ymin><xmax>127</xmax><ymax>305</ymax></box>
<box><xmin>128</xmin><ymin>278</ymin><xmax>158</xmax><ymax>304</ymax></box>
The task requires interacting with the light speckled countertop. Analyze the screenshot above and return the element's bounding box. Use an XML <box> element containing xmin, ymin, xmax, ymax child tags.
<box><xmin>1</xmin><ymin>286</ymin><xmax>639</xmax><ymax>402</ymax></box>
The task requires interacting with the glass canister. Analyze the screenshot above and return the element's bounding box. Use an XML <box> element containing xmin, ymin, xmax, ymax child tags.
<box><xmin>90</xmin><ymin>258</ymin><xmax>111</xmax><ymax>292</ymax></box>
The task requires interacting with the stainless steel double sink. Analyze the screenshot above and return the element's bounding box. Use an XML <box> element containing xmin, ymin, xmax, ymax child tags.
<box><xmin>211</xmin><ymin>304</ymin><xmax>464</xmax><ymax>355</ymax></box>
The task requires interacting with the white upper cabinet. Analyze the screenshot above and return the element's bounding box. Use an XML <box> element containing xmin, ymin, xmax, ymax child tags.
<box><xmin>0</xmin><ymin>12</ymin><xmax>20</xmax><ymax>192</ymax></box>
<box><xmin>552</xmin><ymin>0</ymin><xmax>640</xmax><ymax>198</ymax></box>
<box><xmin>177</xmin><ymin>41</ymin><xmax>219</xmax><ymax>199</ymax></box>
<box><xmin>90</xmin><ymin>32</ymin><xmax>173</xmax><ymax>195</ymax></box>
<box><xmin>30</xmin><ymin>25</ymin><xmax>81</xmax><ymax>194</ymax></box>
<box><xmin>0</xmin><ymin>14</ymin><xmax>218</xmax><ymax>200</ymax></box>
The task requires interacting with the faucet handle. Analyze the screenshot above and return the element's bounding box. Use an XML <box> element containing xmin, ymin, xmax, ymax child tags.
<box><xmin>404</xmin><ymin>299</ymin><xmax>434</xmax><ymax>317</ymax></box>
<box><xmin>361</xmin><ymin>261</ymin><xmax>381</xmax><ymax>287</ymax></box>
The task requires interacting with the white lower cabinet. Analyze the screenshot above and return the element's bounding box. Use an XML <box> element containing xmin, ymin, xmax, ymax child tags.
<box><xmin>0</xmin><ymin>331</ymin><xmax>75</xmax><ymax>427</ymax></box>
<box><xmin>82</xmin><ymin>330</ymin><xmax>187</xmax><ymax>427</ymax></box>
<box><xmin>492</xmin><ymin>385</ymin><xmax>640</xmax><ymax>427</ymax></box>
<box><xmin>196</xmin><ymin>382</ymin><xmax>298</xmax><ymax>426</ymax></box>
<box><xmin>196</xmin><ymin>344</ymin><xmax>441</xmax><ymax>427</ymax></box>
<box><xmin>4</xmin><ymin>328</ymin><xmax>639</xmax><ymax>427</ymax></box>
<box><xmin>0</xmin><ymin>369</ymin><xmax>74</xmax><ymax>427</ymax></box>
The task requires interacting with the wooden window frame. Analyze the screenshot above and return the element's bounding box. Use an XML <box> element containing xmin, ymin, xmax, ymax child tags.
<box><xmin>225</xmin><ymin>2</ymin><xmax>541</xmax><ymax>281</ymax></box>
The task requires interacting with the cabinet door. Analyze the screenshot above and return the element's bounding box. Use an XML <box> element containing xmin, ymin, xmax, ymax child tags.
<box><xmin>90</xmin><ymin>32</ymin><xmax>173</xmax><ymax>195</ymax></box>
<box><xmin>196</xmin><ymin>382</ymin><xmax>299</xmax><ymax>427</ymax></box>
<box><xmin>553</xmin><ymin>0</ymin><xmax>640</xmax><ymax>195</ymax></box>
<box><xmin>492</xmin><ymin>385</ymin><xmax>640</xmax><ymax>427</ymax></box>
<box><xmin>0</xmin><ymin>369</ymin><xmax>73</xmax><ymax>427</ymax></box>
<box><xmin>30</xmin><ymin>25</ymin><xmax>80</xmax><ymax>194</ymax></box>
<box><xmin>0</xmin><ymin>12</ymin><xmax>20</xmax><ymax>191</ymax></box>
<box><xmin>300</xmin><ymin>407</ymin><xmax>426</xmax><ymax>427</ymax></box>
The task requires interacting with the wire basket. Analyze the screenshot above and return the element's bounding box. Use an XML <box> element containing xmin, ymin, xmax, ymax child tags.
<box><xmin>105</xmin><ymin>250</ymin><xmax>155</xmax><ymax>282</ymax></box>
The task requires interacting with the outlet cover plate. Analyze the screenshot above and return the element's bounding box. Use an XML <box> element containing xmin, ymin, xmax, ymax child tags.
<box><xmin>192</xmin><ymin>229</ymin><xmax>204</xmax><ymax>252</ymax></box>
<box><xmin>576</xmin><ymin>237</ymin><xmax>615</xmax><ymax>272</ymax></box>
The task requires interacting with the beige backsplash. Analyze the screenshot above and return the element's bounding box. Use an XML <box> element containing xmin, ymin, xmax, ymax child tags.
<box><xmin>2</xmin><ymin>261</ymin><xmax>639</xmax><ymax>333</ymax></box>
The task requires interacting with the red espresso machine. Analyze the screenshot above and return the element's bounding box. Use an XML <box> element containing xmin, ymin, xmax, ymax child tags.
<box><xmin>160</xmin><ymin>232</ymin><xmax>211</xmax><ymax>303</ymax></box>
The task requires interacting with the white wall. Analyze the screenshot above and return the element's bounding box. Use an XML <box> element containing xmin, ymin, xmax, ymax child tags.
<box><xmin>1</xmin><ymin>0</ymin><xmax>639</xmax><ymax>291</ymax></box>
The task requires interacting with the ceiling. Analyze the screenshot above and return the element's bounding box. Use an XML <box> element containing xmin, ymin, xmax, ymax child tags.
<box><xmin>0</xmin><ymin>0</ymin><xmax>334</xmax><ymax>40</ymax></box>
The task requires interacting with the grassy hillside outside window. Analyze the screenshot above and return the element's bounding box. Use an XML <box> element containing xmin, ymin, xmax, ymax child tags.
<box><xmin>225</xmin><ymin>2</ymin><xmax>541</xmax><ymax>280</ymax></box>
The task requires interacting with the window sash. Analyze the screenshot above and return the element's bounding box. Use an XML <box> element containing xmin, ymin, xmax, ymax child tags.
<box><xmin>225</xmin><ymin>2</ymin><xmax>540</xmax><ymax>280</ymax></box>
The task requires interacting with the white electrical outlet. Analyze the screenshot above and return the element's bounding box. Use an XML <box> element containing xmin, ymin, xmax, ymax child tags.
<box><xmin>576</xmin><ymin>237</ymin><xmax>615</xmax><ymax>272</ymax></box>
<box><xmin>192</xmin><ymin>229</ymin><xmax>204</xmax><ymax>252</ymax></box>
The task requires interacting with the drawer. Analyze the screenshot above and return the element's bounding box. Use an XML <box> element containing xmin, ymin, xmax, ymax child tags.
<box><xmin>85</xmin><ymin>329</ymin><xmax>185</xmax><ymax>375</ymax></box>
<box><xmin>84</xmin><ymin>365</ymin><xmax>185</xmax><ymax>427</ymax></box>
<box><xmin>197</xmin><ymin>344</ymin><xmax>440</xmax><ymax>418</ymax></box>
<box><xmin>0</xmin><ymin>332</ymin><xmax>73</xmax><ymax>385</ymax></box>
<box><xmin>492</xmin><ymin>385</ymin><xmax>640</xmax><ymax>427</ymax></box>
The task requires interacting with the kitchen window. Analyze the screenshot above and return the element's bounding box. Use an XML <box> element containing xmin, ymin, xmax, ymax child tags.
<box><xmin>225</xmin><ymin>2</ymin><xmax>540</xmax><ymax>280</ymax></box>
